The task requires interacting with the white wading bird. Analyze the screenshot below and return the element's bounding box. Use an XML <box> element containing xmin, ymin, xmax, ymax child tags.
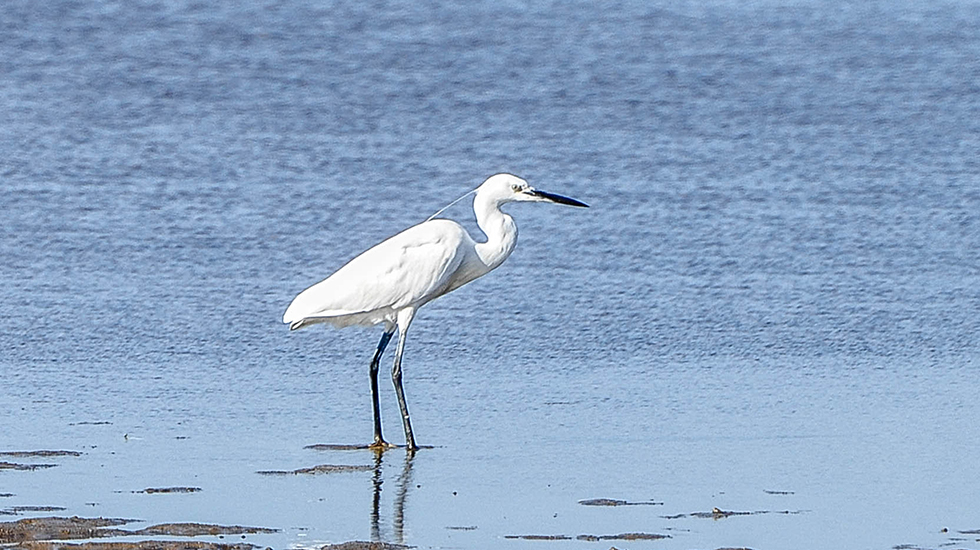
<box><xmin>283</xmin><ymin>173</ymin><xmax>588</xmax><ymax>451</ymax></box>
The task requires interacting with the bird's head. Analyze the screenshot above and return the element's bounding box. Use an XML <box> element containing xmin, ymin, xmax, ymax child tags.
<box><xmin>479</xmin><ymin>173</ymin><xmax>589</xmax><ymax>208</ymax></box>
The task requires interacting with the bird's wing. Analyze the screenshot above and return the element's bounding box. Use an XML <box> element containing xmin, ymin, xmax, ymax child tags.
<box><xmin>283</xmin><ymin>220</ymin><xmax>469</xmax><ymax>324</ymax></box>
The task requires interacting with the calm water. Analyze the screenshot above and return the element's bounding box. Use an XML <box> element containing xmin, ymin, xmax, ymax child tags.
<box><xmin>2</xmin><ymin>1</ymin><xmax>979</xmax><ymax>549</ymax></box>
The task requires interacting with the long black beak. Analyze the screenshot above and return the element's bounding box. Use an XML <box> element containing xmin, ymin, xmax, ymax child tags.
<box><xmin>530</xmin><ymin>189</ymin><xmax>589</xmax><ymax>208</ymax></box>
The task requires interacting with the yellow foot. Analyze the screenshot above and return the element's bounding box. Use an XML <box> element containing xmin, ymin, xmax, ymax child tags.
<box><xmin>368</xmin><ymin>439</ymin><xmax>397</xmax><ymax>451</ymax></box>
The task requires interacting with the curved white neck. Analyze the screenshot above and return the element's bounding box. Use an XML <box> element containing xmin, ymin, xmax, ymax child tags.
<box><xmin>473</xmin><ymin>191</ymin><xmax>518</xmax><ymax>272</ymax></box>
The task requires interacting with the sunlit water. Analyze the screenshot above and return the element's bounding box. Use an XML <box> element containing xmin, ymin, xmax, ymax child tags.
<box><xmin>2</xmin><ymin>1</ymin><xmax>979</xmax><ymax>549</ymax></box>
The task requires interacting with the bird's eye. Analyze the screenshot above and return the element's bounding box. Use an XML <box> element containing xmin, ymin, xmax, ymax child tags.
<box><xmin>511</xmin><ymin>183</ymin><xmax>522</xmax><ymax>192</ymax></box>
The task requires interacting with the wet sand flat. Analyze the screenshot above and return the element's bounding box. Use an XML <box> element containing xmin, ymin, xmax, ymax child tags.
<box><xmin>3</xmin><ymin>439</ymin><xmax>979</xmax><ymax>550</ymax></box>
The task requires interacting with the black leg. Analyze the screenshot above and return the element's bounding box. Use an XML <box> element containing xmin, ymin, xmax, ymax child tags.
<box><xmin>391</xmin><ymin>330</ymin><xmax>418</xmax><ymax>451</ymax></box>
<box><xmin>370</xmin><ymin>329</ymin><xmax>394</xmax><ymax>449</ymax></box>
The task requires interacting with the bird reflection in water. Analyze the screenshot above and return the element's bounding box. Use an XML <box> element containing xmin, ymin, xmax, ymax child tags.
<box><xmin>369</xmin><ymin>449</ymin><xmax>415</xmax><ymax>545</ymax></box>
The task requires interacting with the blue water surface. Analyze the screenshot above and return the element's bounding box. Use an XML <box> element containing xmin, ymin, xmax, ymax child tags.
<box><xmin>2</xmin><ymin>1</ymin><xmax>979</xmax><ymax>549</ymax></box>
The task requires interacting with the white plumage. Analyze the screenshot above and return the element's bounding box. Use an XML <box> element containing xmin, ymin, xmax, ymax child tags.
<box><xmin>283</xmin><ymin>173</ymin><xmax>588</xmax><ymax>451</ymax></box>
<box><xmin>283</xmin><ymin>220</ymin><xmax>472</xmax><ymax>329</ymax></box>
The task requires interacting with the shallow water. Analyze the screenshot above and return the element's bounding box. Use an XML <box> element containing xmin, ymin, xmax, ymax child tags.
<box><xmin>2</xmin><ymin>1</ymin><xmax>979</xmax><ymax>549</ymax></box>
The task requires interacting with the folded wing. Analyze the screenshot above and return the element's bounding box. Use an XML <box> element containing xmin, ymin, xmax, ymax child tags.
<box><xmin>283</xmin><ymin>219</ymin><xmax>469</xmax><ymax>329</ymax></box>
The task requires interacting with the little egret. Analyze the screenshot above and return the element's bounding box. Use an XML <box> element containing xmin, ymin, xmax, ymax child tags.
<box><xmin>283</xmin><ymin>173</ymin><xmax>588</xmax><ymax>451</ymax></box>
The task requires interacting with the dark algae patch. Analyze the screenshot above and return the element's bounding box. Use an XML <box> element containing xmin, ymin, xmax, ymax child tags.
<box><xmin>256</xmin><ymin>464</ymin><xmax>373</xmax><ymax>475</ymax></box>
<box><xmin>506</xmin><ymin>533</ymin><xmax>669</xmax><ymax>541</ymax></box>
<box><xmin>663</xmin><ymin>507</ymin><xmax>804</xmax><ymax>520</ymax></box>
<box><xmin>0</xmin><ymin>451</ymin><xmax>83</xmax><ymax>458</ymax></box>
<box><xmin>504</xmin><ymin>535</ymin><xmax>572</xmax><ymax>540</ymax></box>
<box><xmin>15</xmin><ymin>542</ymin><xmax>258</xmax><ymax>550</ymax></box>
<box><xmin>578</xmin><ymin>498</ymin><xmax>663</xmax><ymax>506</ymax></box>
<box><xmin>304</xmin><ymin>444</ymin><xmax>375</xmax><ymax>451</ymax></box>
<box><xmin>67</xmin><ymin>422</ymin><xmax>112</xmax><ymax>426</ymax></box>
<box><xmin>303</xmin><ymin>444</ymin><xmax>434</xmax><ymax>452</ymax></box>
<box><xmin>0</xmin><ymin>517</ymin><xmax>132</xmax><ymax>543</ymax></box>
<box><xmin>132</xmin><ymin>524</ymin><xmax>277</xmax><ymax>537</ymax></box>
<box><xmin>0</xmin><ymin>451</ymin><xmax>80</xmax><ymax>472</ymax></box>
<box><xmin>576</xmin><ymin>533</ymin><xmax>670</xmax><ymax>541</ymax></box>
<box><xmin>320</xmin><ymin>542</ymin><xmax>411</xmax><ymax>550</ymax></box>
<box><xmin>696</xmin><ymin>508</ymin><xmax>753</xmax><ymax>519</ymax></box>
<box><xmin>0</xmin><ymin>517</ymin><xmax>278</xmax><ymax>548</ymax></box>
<box><xmin>0</xmin><ymin>462</ymin><xmax>58</xmax><ymax>471</ymax></box>
<box><xmin>136</xmin><ymin>487</ymin><xmax>202</xmax><ymax>494</ymax></box>
<box><xmin>1</xmin><ymin>507</ymin><xmax>67</xmax><ymax>517</ymax></box>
